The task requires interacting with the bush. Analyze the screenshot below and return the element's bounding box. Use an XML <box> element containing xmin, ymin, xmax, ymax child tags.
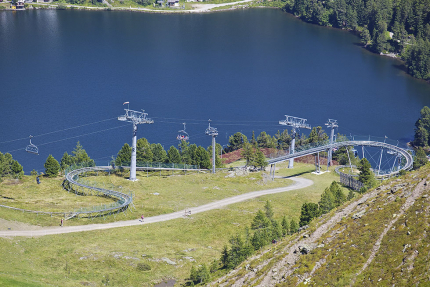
<box><xmin>136</xmin><ymin>263</ymin><xmax>151</xmax><ymax>271</ymax></box>
<box><xmin>359</xmin><ymin>186</ymin><xmax>367</xmax><ymax>194</ymax></box>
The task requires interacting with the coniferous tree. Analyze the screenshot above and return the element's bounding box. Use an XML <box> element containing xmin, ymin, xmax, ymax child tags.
<box><xmin>413</xmin><ymin>147</ymin><xmax>428</xmax><ymax>170</ymax></box>
<box><xmin>220</xmin><ymin>245</ymin><xmax>229</xmax><ymax>268</ymax></box>
<box><xmin>0</xmin><ymin>152</ymin><xmax>13</xmax><ymax>178</ymax></box>
<box><xmin>299</xmin><ymin>202</ymin><xmax>320</xmax><ymax>226</ymax></box>
<box><xmin>136</xmin><ymin>138</ymin><xmax>153</xmax><ymax>163</ymax></box>
<box><xmin>115</xmin><ymin>143</ymin><xmax>131</xmax><ymax>166</ymax></box>
<box><xmin>413</xmin><ymin>106</ymin><xmax>430</xmax><ymax>147</ymax></box>
<box><xmin>271</xmin><ymin>219</ymin><xmax>282</xmax><ymax>240</ymax></box>
<box><xmin>252</xmin><ymin>148</ymin><xmax>268</xmax><ymax>170</ymax></box>
<box><xmin>195</xmin><ymin>146</ymin><xmax>210</xmax><ymax>169</ymax></box>
<box><xmin>226</xmin><ymin>234</ymin><xmax>249</xmax><ymax>269</ymax></box>
<box><xmin>251</xmin><ymin>131</ymin><xmax>256</xmax><ymax>146</ymax></box>
<box><xmin>264</xmin><ymin>200</ymin><xmax>274</xmax><ymax>221</ymax></box>
<box><xmin>318</xmin><ymin>187</ymin><xmax>335</xmax><ymax>214</ymax></box>
<box><xmin>330</xmin><ymin>181</ymin><xmax>346</xmax><ymax>207</ymax></box>
<box><xmin>358</xmin><ymin>158</ymin><xmax>376</xmax><ymax>189</ymax></box>
<box><xmin>10</xmin><ymin>160</ymin><xmax>23</xmax><ymax>179</ymax></box>
<box><xmin>189</xmin><ymin>265</ymin><xmax>198</xmax><ymax>283</ymax></box>
<box><xmin>361</xmin><ymin>27</ymin><xmax>372</xmax><ymax>46</ymax></box>
<box><xmin>60</xmin><ymin>152</ymin><xmax>74</xmax><ymax>171</ymax></box>
<box><xmin>251</xmin><ymin>210</ymin><xmax>271</xmax><ymax>230</ymax></box>
<box><xmin>187</xmin><ymin>144</ymin><xmax>198</xmax><ymax>165</ymax></box>
<box><xmin>196</xmin><ymin>264</ymin><xmax>210</xmax><ymax>284</ymax></box>
<box><xmin>277</xmin><ymin>129</ymin><xmax>291</xmax><ymax>150</ymax></box>
<box><xmin>226</xmin><ymin>132</ymin><xmax>248</xmax><ymax>152</ymax></box>
<box><xmin>44</xmin><ymin>154</ymin><xmax>60</xmax><ymax>177</ymax></box>
<box><xmin>150</xmin><ymin>143</ymin><xmax>167</xmax><ymax>163</ymax></box>
<box><xmin>72</xmin><ymin>141</ymin><xmax>94</xmax><ymax>166</ymax></box>
<box><xmin>347</xmin><ymin>190</ymin><xmax>355</xmax><ymax>200</ymax></box>
<box><xmin>290</xmin><ymin>218</ymin><xmax>299</xmax><ymax>234</ymax></box>
<box><xmin>257</xmin><ymin>131</ymin><xmax>276</xmax><ymax>148</ymax></box>
<box><xmin>167</xmin><ymin>146</ymin><xmax>182</xmax><ymax>164</ymax></box>
<box><xmin>281</xmin><ymin>216</ymin><xmax>290</xmax><ymax>236</ymax></box>
<box><xmin>210</xmin><ymin>259</ymin><xmax>219</xmax><ymax>273</ymax></box>
<box><xmin>241</xmin><ymin>142</ymin><xmax>254</xmax><ymax>166</ymax></box>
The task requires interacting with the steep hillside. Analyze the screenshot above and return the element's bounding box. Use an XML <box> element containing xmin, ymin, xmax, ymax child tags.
<box><xmin>211</xmin><ymin>165</ymin><xmax>430</xmax><ymax>286</ymax></box>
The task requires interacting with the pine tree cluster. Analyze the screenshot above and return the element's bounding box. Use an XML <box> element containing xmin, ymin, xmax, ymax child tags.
<box><xmin>0</xmin><ymin>152</ymin><xmax>24</xmax><ymax>181</ymax></box>
<box><xmin>114</xmin><ymin>138</ymin><xmax>219</xmax><ymax>170</ymax></box>
<box><xmin>283</xmin><ymin>0</ymin><xmax>430</xmax><ymax>80</ymax></box>
<box><xmin>299</xmin><ymin>181</ymin><xmax>352</xmax><ymax>227</ymax></box>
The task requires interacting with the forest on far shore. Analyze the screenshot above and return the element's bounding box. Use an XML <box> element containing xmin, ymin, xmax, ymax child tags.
<box><xmin>281</xmin><ymin>0</ymin><xmax>430</xmax><ymax>81</ymax></box>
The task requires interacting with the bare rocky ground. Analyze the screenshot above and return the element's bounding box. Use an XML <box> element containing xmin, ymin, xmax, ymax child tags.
<box><xmin>211</xmin><ymin>168</ymin><xmax>430</xmax><ymax>286</ymax></box>
<box><xmin>0</xmin><ymin>218</ymin><xmax>44</xmax><ymax>231</ymax></box>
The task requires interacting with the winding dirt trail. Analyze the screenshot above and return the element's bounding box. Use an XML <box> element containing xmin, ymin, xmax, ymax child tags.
<box><xmin>0</xmin><ymin>176</ymin><xmax>312</xmax><ymax>238</ymax></box>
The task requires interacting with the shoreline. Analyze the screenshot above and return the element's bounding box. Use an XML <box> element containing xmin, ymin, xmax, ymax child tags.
<box><xmin>1</xmin><ymin>0</ymin><xmax>259</xmax><ymax>13</ymax></box>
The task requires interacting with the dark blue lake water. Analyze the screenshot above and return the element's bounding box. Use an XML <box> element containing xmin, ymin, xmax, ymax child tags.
<box><xmin>1</xmin><ymin>9</ymin><xmax>430</xmax><ymax>173</ymax></box>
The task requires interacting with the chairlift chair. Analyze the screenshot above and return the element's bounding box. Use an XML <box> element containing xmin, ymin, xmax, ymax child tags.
<box><xmin>25</xmin><ymin>135</ymin><xmax>39</xmax><ymax>155</ymax></box>
<box><xmin>176</xmin><ymin>122</ymin><xmax>189</xmax><ymax>141</ymax></box>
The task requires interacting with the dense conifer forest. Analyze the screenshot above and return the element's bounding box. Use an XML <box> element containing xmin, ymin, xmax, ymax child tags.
<box><xmin>282</xmin><ymin>0</ymin><xmax>430</xmax><ymax>80</ymax></box>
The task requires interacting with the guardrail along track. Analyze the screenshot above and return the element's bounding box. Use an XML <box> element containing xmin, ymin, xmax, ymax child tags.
<box><xmin>268</xmin><ymin>140</ymin><xmax>413</xmax><ymax>177</ymax></box>
<box><xmin>64</xmin><ymin>166</ymin><xmax>133</xmax><ymax>219</ymax></box>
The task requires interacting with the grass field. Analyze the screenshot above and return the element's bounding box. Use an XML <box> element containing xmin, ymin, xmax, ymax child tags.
<box><xmin>0</xmin><ymin>162</ymin><xmax>345</xmax><ymax>286</ymax></box>
<box><xmin>0</xmin><ymin>168</ymin><xmax>291</xmax><ymax>227</ymax></box>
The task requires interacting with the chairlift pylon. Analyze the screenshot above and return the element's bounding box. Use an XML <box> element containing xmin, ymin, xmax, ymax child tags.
<box><xmin>25</xmin><ymin>135</ymin><xmax>39</xmax><ymax>155</ymax></box>
<box><xmin>176</xmin><ymin>122</ymin><xmax>189</xmax><ymax>141</ymax></box>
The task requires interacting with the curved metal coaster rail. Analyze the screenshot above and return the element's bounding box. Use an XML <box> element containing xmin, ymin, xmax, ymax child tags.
<box><xmin>64</xmin><ymin>166</ymin><xmax>133</xmax><ymax>219</ymax></box>
<box><xmin>268</xmin><ymin>140</ymin><xmax>413</xmax><ymax>177</ymax></box>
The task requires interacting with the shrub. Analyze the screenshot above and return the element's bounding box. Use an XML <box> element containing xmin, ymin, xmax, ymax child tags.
<box><xmin>136</xmin><ymin>263</ymin><xmax>151</xmax><ymax>271</ymax></box>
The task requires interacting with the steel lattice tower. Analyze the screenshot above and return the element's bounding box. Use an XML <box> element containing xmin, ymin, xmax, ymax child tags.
<box><xmin>118</xmin><ymin>105</ymin><xmax>154</xmax><ymax>181</ymax></box>
<box><xmin>279</xmin><ymin>115</ymin><xmax>311</xmax><ymax>168</ymax></box>
<box><xmin>205</xmin><ymin>120</ymin><xmax>218</xmax><ymax>174</ymax></box>
<box><xmin>325</xmin><ymin>119</ymin><xmax>338</xmax><ymax>167</ymax></box>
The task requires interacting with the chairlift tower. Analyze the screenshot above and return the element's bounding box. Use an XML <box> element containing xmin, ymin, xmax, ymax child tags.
<box><xmin>325</xmin><ymin>119</ymin><xmax>338</xmax><ymax>167</ymax></box>
<box><xmin>118</xmin><ymin>105</ymin><xmax>154</xmax><ymax>181</ymax></box>
<box><xmin>205</xmin><ymin>120</ymin><xmax>218</xmax><ymax>174</ymax></box>
<box><xmin>279</xmin><ymin>115</ymin><xmax>311</xmax><ymax>168</ymax></box>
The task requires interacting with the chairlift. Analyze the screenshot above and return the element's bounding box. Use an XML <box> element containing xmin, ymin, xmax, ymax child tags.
<box><xmin>176</xmin><ymin>123</ymin><xmax>189</xmax><ymax>141</ymax></box>
<box><xmin>25</xmin><ymin>135</ymin><xmax>39</xmax><ymax>155</ymax></box>
<box><xmin>351</xmin><ymin>148</ymin><xmax>358</xmax><ymax>157</ymax></box>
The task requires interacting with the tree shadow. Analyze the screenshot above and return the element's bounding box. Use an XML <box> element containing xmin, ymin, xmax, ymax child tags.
<box><xmin>277</xmin><ymin>170</ymin><xmax>314</xmax><ymax>178</ymax></box>
<box><xmin>392</xmin><ymin>63</ymin><xmax>408</xmax><ymax>73</ymax></box>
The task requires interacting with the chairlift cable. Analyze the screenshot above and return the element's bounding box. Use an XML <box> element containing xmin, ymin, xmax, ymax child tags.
<box><xmin>153</xmin><ymin>116</ymin><xmax>278</xmax><ymax>123</ymax></box>
<box><xmin>0</xmin><ymin>117</ymin><xmax>118</xmax><ymax>145</ymax></box>
<box><xmin>5</xmin><ymin>124</ymin><xmax>128</xmax><ymax>154</ymax></box>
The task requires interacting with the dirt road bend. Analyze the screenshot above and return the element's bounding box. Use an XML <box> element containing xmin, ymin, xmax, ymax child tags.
<box><xmin>0</xmin><ymin>176</ymin><xmax>312</xmax><ymax>238</ymax></box>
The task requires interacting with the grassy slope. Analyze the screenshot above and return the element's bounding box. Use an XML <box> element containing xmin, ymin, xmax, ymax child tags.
<box><xmin>0</xmin><ymin>169</ymin><xmax>291</xmax><ymax>226</ymax></box>
<box><xmin>215</xmin><ymin>165</ymin><xmax>430</xmax><ymax>286</ymax></box>
<box><xmin>0</xmin><ymin>162</ymin><xmax>341</xmax><ymax>286</ymax></box>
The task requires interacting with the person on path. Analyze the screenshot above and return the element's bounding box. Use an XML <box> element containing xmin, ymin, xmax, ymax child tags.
<box><xmin>141</xmin><ymin>215</ymin><xmax>144</xmax><ymax>222</ymax></box>
<box><xmin>36</xmin><ymin>176</ymin><xmax>40</xmax><ymax>184</ymax></box>
<box><xmin>60</xmin><ymin>218</ymin><xmax>63</xmax><ymax>227</ymax></box>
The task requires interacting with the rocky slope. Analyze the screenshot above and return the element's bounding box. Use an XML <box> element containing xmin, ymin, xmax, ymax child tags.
<box><xmin>210</xmin><ymin>165</ymin><xmax>430</xmax><ymax>286</ymax></box>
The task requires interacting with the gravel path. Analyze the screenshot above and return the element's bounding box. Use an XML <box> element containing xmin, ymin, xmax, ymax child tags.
<box><xmin>0</xmin><ymin>176</ymin><xmax>312</xmax><ymax>238</ymax></box>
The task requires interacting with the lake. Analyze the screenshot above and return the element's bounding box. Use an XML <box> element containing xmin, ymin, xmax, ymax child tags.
<box><xmin>1</xmin><ymin>8</ymin><xmax>430</xmax><ymax>173</ymax></box>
